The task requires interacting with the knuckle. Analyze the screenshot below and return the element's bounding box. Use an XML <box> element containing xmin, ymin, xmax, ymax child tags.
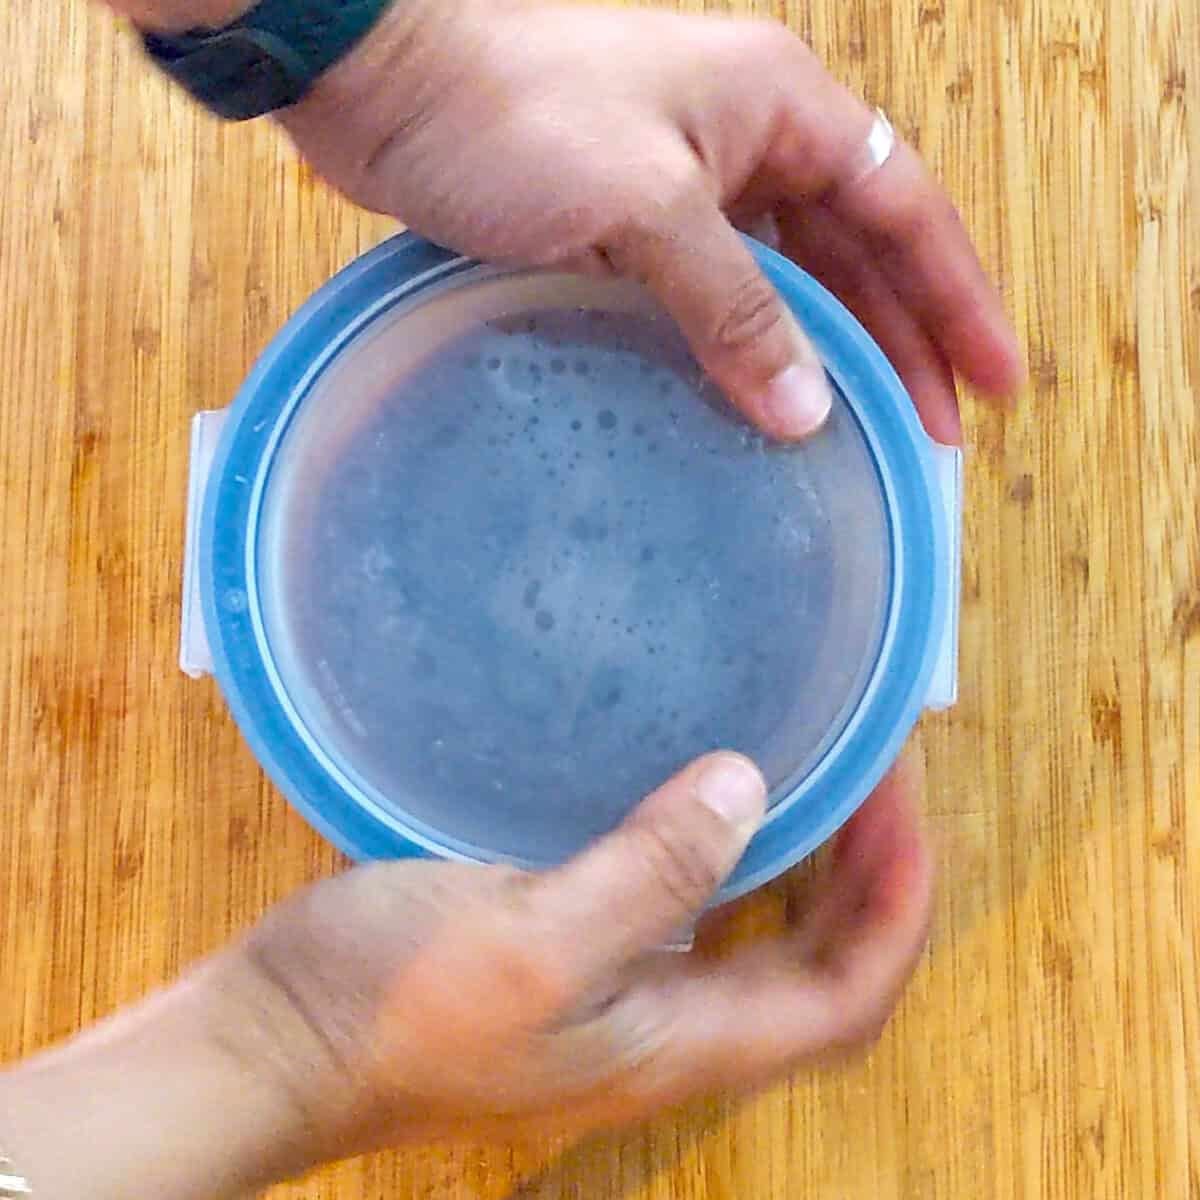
<box><xmin>892</xmin><ymin>199</ymin><xmax>939</xmax><ymax>245</ymax></box>
<box><xmin>846</xmin><ymin>1012</ymin><xmax>890</xmax><ymax>1050</ymax></box>
<box><xmin>876</xmin><ymin>190</ymin><xmax>958</xmax><ymax>258</ymax></box>
<box><xmin>748</xmin><ymin>19</ymin><xmax>806</xmax><ymax>62</ymax></box>
<box><xmin>834</xmin><ymin>997</ymin><xmax>895</xmax><ymax>1053</ymax></box>
<box><xmin>490</xmin><ymin>876</ymin><xmax>578</xmax><ymax>1014</ymax></box>
<box><xmin>504</xmin><ymin>948</ymin><xmax>576</xmax><ymax>1015</ymax></box>
<box><xmin>721</xmin><ymin>19</ymin><xmax>817</xmax><ymax>82</ymax></box>
<box><xmin>656</xmin><ymin>161</ymin><xmax>710</xmax><ymax>217</ymax></box>
<box><xmin>736</xmin><ymin>18</ymin><xmax>805</xmax><ymax>63</ymax></box>
<box><xmin>612</xmin><ymin>162</ymin><xmax>708</xmax><ymax>246</ymax></box>
<box><xmin>476</xmin><ymin>927</ymin><xmax>577</xmax><ymax>1018</ymax></box>
<box><xmin>629</xmin><ymin>820</ymin><xmax>724</xmax><ymax>913</ymax></box>
<box><xmin>598</xmin><ymin>232</ymin><xmax>639</xmax><ymax>281</ymax></box>
<box><xmin>711</xmin><ymin>271</ymin><xmax>788</xmax><ymax>353</ymax></box>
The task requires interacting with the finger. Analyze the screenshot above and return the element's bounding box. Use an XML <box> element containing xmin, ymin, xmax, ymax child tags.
<box><xmin>793</xmin><ymin>753</ymin><xmax>928</xmax><ymax>962</ymax></box>
<box><xmin>532</xmin><ymin>752</ymin><xmax>767</xmax><ymax>989</ymax></box>
<box><xmin>621</xmin><ymin>757</ymin><xmax>932</xmax><ymax>1096</ymax></box>
<box><xmin>826</xmin><ymin>137</ymin><xmax>1026</xmax><ymax>398</ymax></box>
<box><xmin>605</xmin><ymin>196</ymin><xmax>833</xmax><ymax>440</ymax></box>
<box><xmin>777</xmin><ymin>201</ymin><xmax>963</xmax><ymax>444</ymax></box>
<box><xmin>740</xmin><ymin>45</ymin><xmax>1024</xmax><ymax>398</ymax></box>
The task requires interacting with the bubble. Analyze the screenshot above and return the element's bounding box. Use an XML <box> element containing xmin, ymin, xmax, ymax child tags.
<box><xmin>486</xmin><ymin>357</ymin><xmax>501</xmax><ymax>370</ymax></box>
<box><xmin>633</xmin><ymin>422</ymin><xmax>646</xmax><ymax>436</ymax></box>
<box><xmin>570</xmin><ymin>419</ymin><xmax>582</xmax><ymax>432</ymax></box>
<box><xmin>568</xmin><ymin>515</ymin><xmax>609</xmax><ymax>543</ymax></box>
<box><xmin>535</xmin><ymin>609</ymin><xmax>556</xmax><ymax>632</ymax></box>
<box><xmin>597</xmin><ymin>410</ymin><xmax>618</xmax><ymax>431</ymax></box>
<box><xmin>551</xmin><ymin>359</ymin><xmax>567</xmax><ymax>374</ymax></box>
<box><xmin>574</xmin><ymin>361</ymin><xmax>590</xmax><ymax>376</ymax></box>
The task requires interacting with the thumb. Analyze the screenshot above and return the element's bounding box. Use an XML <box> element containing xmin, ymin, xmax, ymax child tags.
<box><xmin>607</xmin><ymin>198</ymin><xmax>832</xmax><ymax>440</ymax></box>
<box><xmin>533</xmin><ymin>752</ymin><xmax>767</xmax><ymax>985</ymax></box>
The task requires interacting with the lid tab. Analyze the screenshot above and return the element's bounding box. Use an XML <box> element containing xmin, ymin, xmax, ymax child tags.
<box><xmin>924</xmin><ymin>442</ymin><xmax>962</xmax><ymax>710</ymax></box>
<box><xmin>181</xmin><ymin>409</ymin><xmax>227</xmax><ymax>679</ymax></box>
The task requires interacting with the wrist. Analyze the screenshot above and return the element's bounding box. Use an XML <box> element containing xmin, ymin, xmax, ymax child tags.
<box><xmin>275</xmin><ymin>0</ymin><xmax>502</xmax><ymax>184</ymax></box>
<box><xmin>0</xmin><ymin>955</ymin><xmax>319</xmax><ymax>1199</ymax></box>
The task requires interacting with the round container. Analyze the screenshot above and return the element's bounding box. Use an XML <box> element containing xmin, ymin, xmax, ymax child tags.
<box><xmin>193</xmin><ymin>232</ymin><xmax>959</xmax><ymax>901</ymax></box>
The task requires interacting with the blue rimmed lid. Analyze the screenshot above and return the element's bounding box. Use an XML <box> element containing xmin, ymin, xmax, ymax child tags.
<box><xmin>196</xmin><ymin>232</ymin><xmax>956</xmax><ymax>900</ymax></box>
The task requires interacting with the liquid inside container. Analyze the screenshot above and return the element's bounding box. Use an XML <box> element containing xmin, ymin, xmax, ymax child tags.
<box><xmin>255</xmin><ymin>268</ymin><xmax>891</xmax><ymax>864</ymax></box>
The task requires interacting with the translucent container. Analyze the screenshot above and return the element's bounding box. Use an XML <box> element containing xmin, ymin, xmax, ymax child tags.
<box><xmin>183</xmin><ymin>233</ymin><xmax>960</xmax><ymax>901</ymax></box>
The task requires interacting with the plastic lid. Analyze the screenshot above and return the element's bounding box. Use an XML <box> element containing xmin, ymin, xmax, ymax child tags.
<box><xmin>200</xmin><ymin>234</ymin><xmax>954</xmax><ymax>898</ymax></box>
<box><xmin>255</xmin><ymin>267</ymin><xmax>888</xmax><ymax>861</ymax></box>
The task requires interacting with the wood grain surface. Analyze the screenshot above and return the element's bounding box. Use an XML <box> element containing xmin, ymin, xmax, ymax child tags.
<box><xmin>2</xmin><ymin>0</ymin><xmax>1198</xmax><ymax>1196</ymax></box>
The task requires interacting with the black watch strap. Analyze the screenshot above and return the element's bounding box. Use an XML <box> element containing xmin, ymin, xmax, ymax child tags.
<box><xmin>141</xmin><ymin>0</ymin><xmax>391</xmax><ymax>121</ymax></box>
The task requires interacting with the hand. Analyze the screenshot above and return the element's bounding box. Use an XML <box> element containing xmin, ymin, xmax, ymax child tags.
<box><xmin>0</xmin><ymin>752</ymin><xmax>931</xmax><ymax>1196</ymax></box>
<box><xmin>279</xmin><ymin>0</ymin><xmax>1025</xmax><ymax>445</ymax></box>
<box><xmin>217</xmin><ymin>751</ymin><xmax>932</xmax><ymax>1168</ymax></box>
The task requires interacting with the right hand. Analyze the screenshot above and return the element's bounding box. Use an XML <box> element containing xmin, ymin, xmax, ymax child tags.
<box><xmin>280</xmin><ymin>0</ymin><xmax>1025</xmax><ymax>446</ymax></box>
<box><xmin>212</xmin><ymin>752</ymin><xmax>933</xmax><ymax>1169</ymax></box>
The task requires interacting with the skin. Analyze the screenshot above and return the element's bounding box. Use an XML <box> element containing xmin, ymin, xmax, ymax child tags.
<box><xmin>113</xmin><ymin>0</ymin><xmax>1026</xmax><ymax>441</ymax></box>
<box><xmin>2</xmin><ymin>1</ymin><xmax>1021</xmax><ymax>1194</ymax></box>
<box><xmin>274</xmin><ymin>0</ymin><xmax>1026</xmax><ymax>444</ymax></box>
<box><xmin>1</xmin><ymin>755</ymin><xmax>933</xmax><ymax>1197</ymax></box>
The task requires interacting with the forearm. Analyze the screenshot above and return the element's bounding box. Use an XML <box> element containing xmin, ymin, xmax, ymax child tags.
<box><xmin>0</xmin><ymin>958</ymin><xmax>316</xmax><ymax>1200</ymax></box>
<box><xmin>104</xmin><ymin>0</ymin><xmax>250</xmax><ymax>33</ymax></box>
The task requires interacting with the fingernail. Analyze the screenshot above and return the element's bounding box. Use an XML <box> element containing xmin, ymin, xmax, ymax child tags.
<box><xmin>763</xmin><ymin>363</ymin><xmax>832</xmax><ymax>439</ymax></box>
<box><xmin>694</xmin><ymin>753</ymin><xmax>767</xmax><ymax>839</ymax></box>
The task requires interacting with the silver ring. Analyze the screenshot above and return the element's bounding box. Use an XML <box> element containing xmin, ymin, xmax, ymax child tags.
<box><xmin>849</xmin><ymin>109</ymin><xmax>896</xmax><ymax>185</ymax></box>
